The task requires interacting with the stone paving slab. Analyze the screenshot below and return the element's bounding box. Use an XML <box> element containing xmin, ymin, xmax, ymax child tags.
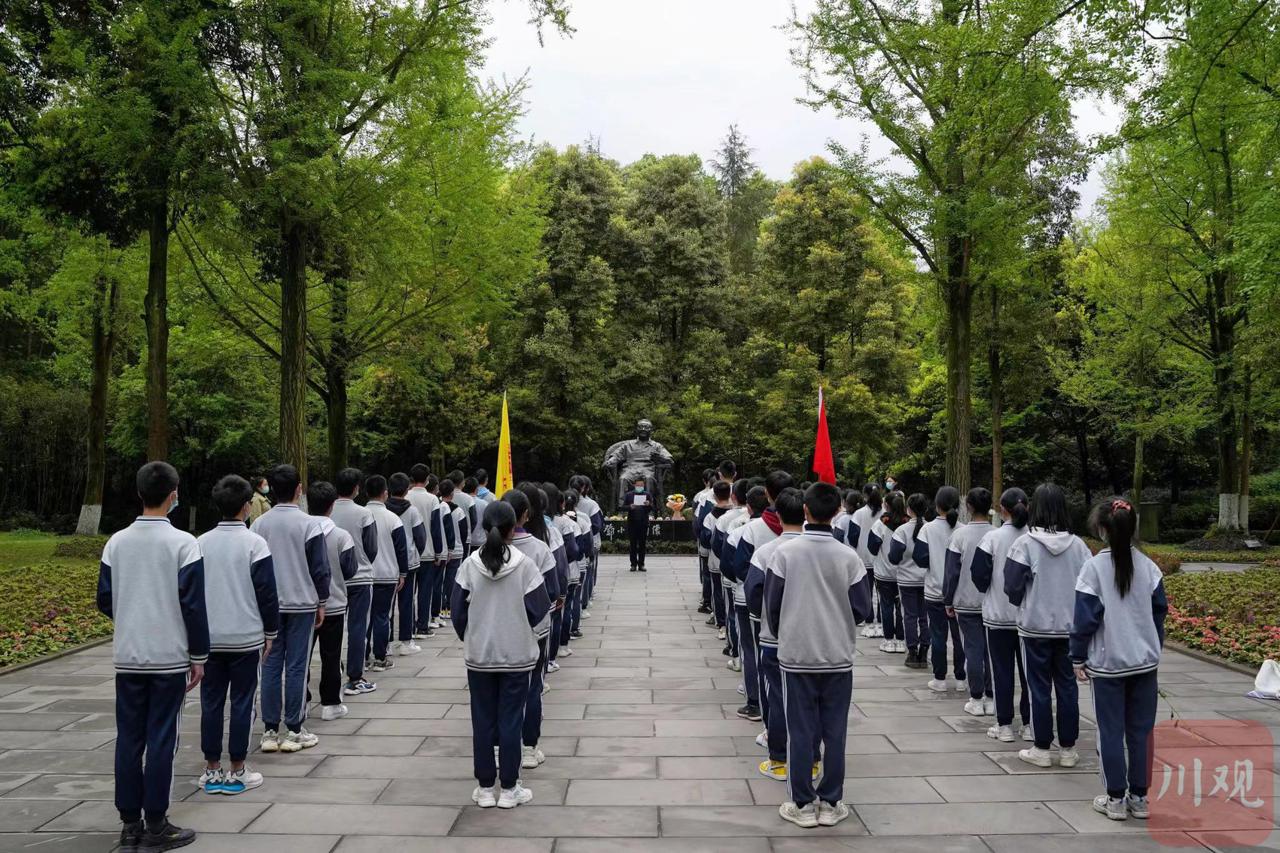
<box><xmin>0</xmin><ymin>553</ymin><xmax>1277</xmax><ymax>851</ymax></box>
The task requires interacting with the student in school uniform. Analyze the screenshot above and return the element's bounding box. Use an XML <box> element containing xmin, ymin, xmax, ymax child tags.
<box><xmin>831</xmin><ymin>490</ymin><xmax>856</xmax><ymax>545</ymax></box>
<box><xmin>387</xmin><ymin>473</ymin><xmax>427</xmax><ymax>657</ymax></box>
<box><xmin>331</xmin><ymin>468</ymin><xmax>379</xmax><ymax>696</ymax></box>
<box><xmin>545</xmin><ymin>483</ymin><xmax>578</xmax><ymax>670</ymax></box>
<box><xmin>702</xmin><ymin>480</ymin><xmax>733</xmax><ymax>635</ymax></box>
<box><xmin>888</xmin><ymin>493</ymin><xmax>931</xmax><ymax>669</ymax></box>
<box><xmin>407</xmin><ymin>465</ymin><xmax>443</xmax><ymax>637</ymax></box>
<box><xmin>449</xmin><ymin>468</ymin><xmax>477</xmax><ymax>557</ymax></box>
<box><xmin>507</xmin><ymin>485</ymin><xmax>559</xmax><ymax>769</ymax></box>
<box><xmin>474</xmin><ymin>468</ymin><xmax>493</xmax><ymax>501</ymax></box>
<box><xmin>692</xmin><ymin>468</ymin><xmax>717</xmax><ymax>613</ymax></box>
<box><xmin>943</xmin><ymin>487</ymin><xmax>996</xmax><ymax>715</ymax></box>
<box><xmin>915</xmin><ymin>485</ymin><xmax>966</xmax><ymax>693</ymax></box>
<box><xmin>252</xmin><ymin>464</ymin><xmax>329</xmax><ymax>753</ymax></box>
<box><xmin>307</xmin><ymin>481</ymin><xmax>356</xmax><ymax>722</ymax></box>
<box><xmin>849</xmin><ymin>485</ymin><xmax>882</xmax><ymax>639</ymax></box>
<box><xmin>468</xmin><ymin>478</ymin><xmax>490</xmax><ymax>555</ymax></box>
<box><xmin>766</xmin><ymin>482</ymin><xmax>873</xmax><ymax>828</ymax></box>
<box><xmin>746</xmin><ymin>486</ymin><xmax>804</xmax><ymax>780</ymax></box>
<box><xmin>570</xmin><ymin>489</ymin><xmax>594</xmax><ymax>642</ymax></box>
<box><xmin>453</xmin><ymin>499</ymin><xmax>551</xmax><ymax>810</ymax></box>
<box><xmin>539</xmin><ymin>483</ymin><xmax>568</xmax><ymax>672</ymax></box>
<box><xmin>1004</xmin><ymin>482</ymin><xmax>1093</xmax><ymax>769</ymax></box>
<box><xmin>869</xmin><ymin>491</ymin><xmax>907</xmax><ymax>653</ymax></box>
<box><xmin>441</xmin><ymin>479</ymin><xmax>469</xmax><ymax>612</ymax></box>
<box><xmin>623</xmin><ymin>476</ymin><xmax>655</xmax><ymax>571</ymax></box>
<box><xmin>196</xmin><ymin>474</ymin><xmax>278</xmax><ymax>796</ymax></box>
<box><xmin>715</xmin><ymin>478</ymin><xmax>751</xmax><ymax>670</ymax></box>
<box><xmin>98</xmin><ymin>461</ymin><xmax>208</xmax><ymax>852</ymax></box>
<box><xmin>971</xmin><ymin>487</ymin><xmax>1033</xmax><ymax>741</ymax></box>
<box><xmin>363</xmin><ymin>475</ymin><xmax>410</xmax><ymax>673</ymax></box>
<box><xmin>570</xmin><ymin>475</ymin><xmax>604</xmax><ymax>613</ymax></box>
<box><xmin>427</xmin><ymin>475</ymin><xmax>451</xmax><ymax>624</ymax></box>
<box><xmin>1073</xmin><ymin>497</ymin><xmax>1167</xmax><ymax>821</ymax></box>
<box><xmin>725</xmin><ymin>484</ymin><xmax>770</xmax><ymax>719</ymax></box>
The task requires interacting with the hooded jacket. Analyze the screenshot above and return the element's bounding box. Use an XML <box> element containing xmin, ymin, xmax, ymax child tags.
<box><xmin>1004</xmin><ymin>528</ymin><xmax>1093</xmax><ymax>638</ymax></box>
<box><xmin>1071</xmin><ymin>548</ymin><xmax>1168</xmax><ymax>677</ymax></box>
<box><xmin>731</xmin><ymin>516</ymin><xmax>780</xmax><ymax>605</ymax></box>
<box><xmin>943</xmin><ymin>519</ymin><xmax>993</xmax><ymax>614</ymax></box>
<box><xmin>887</xmin><ymin>520</ymin><xmax>926</xmax><ymax>587</ymax></box>
<box><xmin>511</xmin><ymin>531</ymin><xmax>558</xmax><ymax>639</ymax></box>
<box><xmin>451</xmin><ymin>546</ymin><xmax>550</xmax><ymax>673</ymax></box>
<box><xmin>971</xmin><ymin>522</ymin><xmax>1026</xmax><ymax>628</ymax></box>
<box><xmin>915</xmin><ymin>517</ymin><xmax>959</xmax><ymax>603</ymax></box>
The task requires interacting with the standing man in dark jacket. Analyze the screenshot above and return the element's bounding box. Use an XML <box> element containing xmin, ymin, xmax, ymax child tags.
<box><xmin>624</xmin><ymin>477</ymin><xmax>655</xmax><ymax>572</ymax></box>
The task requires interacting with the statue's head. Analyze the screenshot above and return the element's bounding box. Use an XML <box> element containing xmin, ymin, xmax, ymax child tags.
<box><xmin>636</xmin><ymin>419</ymin><xmax>653</xmax><ymax>441</ymax></box>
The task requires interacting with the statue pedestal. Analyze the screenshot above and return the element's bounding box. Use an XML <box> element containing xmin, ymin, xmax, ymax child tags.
<box><xmin>601</xmin><ymin>518</ymin><xmax>694</xmax><ymax>542</ymax></box>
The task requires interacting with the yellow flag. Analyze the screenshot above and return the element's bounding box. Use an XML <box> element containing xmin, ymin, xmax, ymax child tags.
<box><xmin>495</xmin><ymin>391</ymin><xmax>514</xmax><ymax>496</ymax></box>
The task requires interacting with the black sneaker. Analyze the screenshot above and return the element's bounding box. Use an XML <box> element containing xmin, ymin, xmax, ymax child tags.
<box><xmin>705</xmin><ymin>616</ymin><xmax>716</xmax><ymax>626</ymax></box>
<box><xmin>630</xmin><ymin>566</ymin><xmax>638</xmax><ymax>572</ymax></box>
<box><xmin>118</xmin><ymin>820</ymin><xmax>143</xmax><ymax>853</ymax></box>
<box><xmin>697</xmin><ymin>603</ymin><xmax>711</xmax><ymax>614</ymax></box>
<box><xmin>737</xmin><ymin>704</ymin><xmax>763</xmax><ymax>722</ymax></box>
<box><xmin>570</xmin><ymin>629</ymin><xmax>584</xmax><ymax>639</ymax></box>
<box><xmin>638</xmin><ymin>565</ymin><xmax>646</xmax><ymax>572</ymax></box>
<box><xmin>722</xmin><ymin>645</ymin><xmax>732</xmax><ymax>657</ymax></box>
<box><xmin>140</xmin><ymin>819</ymin><xmax>195</xmax><ymax>851</ymax></box>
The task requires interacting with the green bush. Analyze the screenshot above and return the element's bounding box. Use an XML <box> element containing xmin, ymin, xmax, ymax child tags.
<box><xmin>0</xmin><ymin>558</ymin><xmax>111</xmax><ymax>668</ymax></box>
<box><xmin>1164</xmin><ymin>568</ymin><xmax>1280</xmax><ymax>667</ymax></box>
<box><xmin>52</xmin><ymin>536</ymin><xmax>110</xmax><ymax>559</ymax></box>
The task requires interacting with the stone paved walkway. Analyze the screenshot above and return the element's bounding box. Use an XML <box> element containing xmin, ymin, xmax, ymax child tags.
<box><xmin>1</xmin><ymin>554</ymin><xmax>1278</xmax><ymax>852</ymax></box>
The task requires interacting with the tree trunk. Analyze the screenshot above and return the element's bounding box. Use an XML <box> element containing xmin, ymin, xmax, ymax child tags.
<box><xmin>279</xmin><ymin>221</ymin><xmax>310</xmax><ymax>484</ymax></box>
<box><xmin>1211</xmin><ymin>281</ymin><xmax>1240</xmax><ymax>531</ymax></box>
<box><xmin>1097</xmin><ymin>433</ymin><xmax>1123</xmax><ymax>495</ymax></box>
<box><xmin>324</xmin><ymin>253</ymin><xmax>352</xmax><ymax>477</ymax></box>
<box><xmin>944</xmin><ymin>263</ymin><xmax>972</xmax><ymax>495</ymax></box>
<box><xmin>989</xmin><ymin>286</ymin><xmax>1002</xmax><ymax>499</ymax></box>
<box><xmin>1132</xmin><ymin>432</ymin><xmax>1145</xmax><ymax>542</ymax></box>
<box><xmin>1075</xmin><ymin>420</ymin><xmax>1092</xmax><ymax>508</ymax></box>
<box><xmin>325</xmin><ymin>362</ymin><xmax>348</xmax><ymax>477</ymax></box>
<box><xmin>1239</xmin><ymin>364</ymin><xmax>1252</xmax><ymax>531</ymax></box>
<box><xmin>144</xmin><ymin>186</ymin><xmax>170</xmax><ymax>461</ymax></box>
<box><xmin>77</xmin><ymin>274</ymin><xmax>121</xmax><ymax>535</ymax></box>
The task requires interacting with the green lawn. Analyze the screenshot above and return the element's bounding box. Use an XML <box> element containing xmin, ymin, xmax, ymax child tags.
<box><xmin>0</xmin><ymin>530</ymin><xmax>111</xmax><ymax>668</ymax></box>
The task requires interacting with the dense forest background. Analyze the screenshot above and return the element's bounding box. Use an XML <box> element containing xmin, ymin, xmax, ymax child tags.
<box><xmin>1</xmin><ymin>0</ymin><xmax>1278</xmax><ymax>537</ymax></box>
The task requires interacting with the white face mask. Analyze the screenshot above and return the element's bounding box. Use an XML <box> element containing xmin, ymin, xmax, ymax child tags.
<box><xmin>886</xmin><ymin>480</ymin><xmax>897</xmax><ymax>492</ymax></box>
<box><xmin>168</xmin><ymin>495</ymin><xmax>180</xmax><ymax>515</ymax></box>
<box><xmin>259</xmin><ymin>485</ymin><xmax>269</xmax><ymax>495</ymax></box>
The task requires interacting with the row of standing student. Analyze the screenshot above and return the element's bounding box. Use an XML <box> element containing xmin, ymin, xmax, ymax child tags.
<box><xmin>96</xmin><ymin>460</ymin><xmax>606</xmax><ymax>852</ymax></box>
<box><xmin>689</xmin><ymin>468</ymin><xmax>1169</xmax><ymax>826</ymax></box>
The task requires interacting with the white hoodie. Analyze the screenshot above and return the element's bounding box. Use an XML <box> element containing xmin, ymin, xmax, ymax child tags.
<box><xmin>1004</xmin><ymin>528</ymin><xmax>1093</xmax><ymax>639</ymax></box>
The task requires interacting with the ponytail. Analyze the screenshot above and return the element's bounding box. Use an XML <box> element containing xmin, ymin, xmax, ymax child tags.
<box><xmin>1000</xmin><ymin>487</ymin><xmax>1029</xmax><ymax>529</ymax></box>
<box><xmin>517</xmin><ymin>481</ymin><xmax>549</xmax><ymax>543</ymax></box>
<box><xmin>935</xmin><ymin>486</ymin><xmax>960</xmax><ymax>528</ymax></box>
<box><xmin>1090</xmin><ymin>497</ymin><xmax>1137</xmax><ymax>596</ymax></box>
<box><xmin>883</xmin><ymin>491</ymin><xmax>907</xmax><ymax>530</ymax></box>
<box><xmin>479</xmin><ymin>500</ymin><xmax>517</xmax><ymax>575</ymax></box>
<box><xmin>862</xmin><ymin>483</ymin><xmax>883</xmax><ymax>513</ymax></box>
<box><xmin>908</xmin><ymin>492</ymin><xmax>930</xmax><ymax>539</ymax></box>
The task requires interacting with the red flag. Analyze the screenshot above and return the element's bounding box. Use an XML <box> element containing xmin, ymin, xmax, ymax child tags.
<box><xmin>813</xmin><ymin>386</ymin><xmax>836</xmax><ymax>485</ymax></box>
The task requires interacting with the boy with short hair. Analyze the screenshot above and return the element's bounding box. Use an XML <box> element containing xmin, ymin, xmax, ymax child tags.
<box><xmin>448</xmin><ymin>469</ymin><xmax>476</xmax><ymax>557</ymax></box>
<box><xmin>465</xmin><ymin>477</ymin><xmax>488</xmax><ymax>553</ymax></box>
<box><xmin>98</xmin><ymin>461</ymin><xmax>208</xmax><ymax>851</ymax></box>
<box><xmin>364</xmin><ymin>474</ymin><xmax>410</xmax><ymax>671</ymax></box>
<box><xmin>387</xmin><ymin>472</ymin><xmax>427</xmax><ymax>656</ymax></box>
<box><xmin>692</xmin><ymin>468</ymin><xmax>717</xmax><ymax>613</ymax></box>
<box><xmin>702</xmin><ymin>480</ymin><xmax>733</xmax><ymax>633</ymax></box>
<box><xmin>308</xmin><ymin>481</ymin><xmax>357</xmax><ymax>720</ymax></box>
<box><xmin>724</xmin><ymin>484</ymin><xmax>772</xmax><ymax>719</ymax></box>
<box><xmin>569</xmin><ymin>475</ymin><xmax>603</xmax><ymax>614</ymax></box>
<box><xmin>407</xmin><ymin>465</ymin><xmax>442</xmax><ymax>635</ymax></box>
<box><xmin>440</xmin><ymin>479</ymin><xmax>467</xmax><ymax>613</ymax></box>
<box><xmin>331</xmin><ymin>468</ymin><xmax>379</xmax><ymax>696</ymax></box>
<box><xmin>715</xmin><ymin>479</ymin><xmax>750</xmax><ymax>662</ymax></box>
<box><xmin>765</xmin><ymin>482</ymin><xmax>873</xmax><ymax>828</ymax></box>
<box><xmin>197</xmin><ymin>474</ymin><xmax>279</xmax><ymax>796</ymax></box>
<box><xmin>474</xmin><ymin>468</ymin><xmax>492</xmax><ymax>500</ymax></box>
<box><xmin>252</xmin><ymin>463</ymin><xmax>330</xmax><ymax>753</ymax></box>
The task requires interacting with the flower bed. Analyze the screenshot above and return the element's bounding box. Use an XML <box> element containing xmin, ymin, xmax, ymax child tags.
<box><xmin>0</xmin><ymin>533</ymin><xmax>111</xmax><ymax>668</ymax></box>
<box><xmin>1163</xmin><ymin>568</ymin><xmax>1280</xmax><ymax>668</ymax></box>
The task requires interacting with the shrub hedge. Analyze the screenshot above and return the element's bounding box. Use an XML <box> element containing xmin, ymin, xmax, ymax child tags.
<box><xmin>1163</xmin><ymin>569</ymin><xmax>1280</xmax><ymax>668</ymax></box>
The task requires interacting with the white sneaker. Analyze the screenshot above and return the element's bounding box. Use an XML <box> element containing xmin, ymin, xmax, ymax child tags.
<box><xmin>927</xmin><ymin>679</ymin><xmax>948</xmax><ymax>692</ymax></box>
<box><xmin>472</xmin><ymin>785</ymin><xmax>497</xmax><ymax>808</ymax></box>
<box><xmin>497</xmin><ymin>783</ymin><xmax>534</xmax><ymax>809</ymax></box>
<box><xmin>195</xmin><ymin>768</ymin><xmax>222</xmax><ymax>791</ymax></box>
<box><xmin>983</xmin><ymin>698</ymin><xmax>996</xmax><ymax>716</ymax></box>
<box><xmin>778</xmin><ymin>801</ymin><xmax>819</xmax><ymax>828</ymax></box>
<box><xmin>260</xmin><ymin>731</ymin><xmax>280</xmax><ymax>753</ymax></box>
<box><xmin>736</xmin><ymin>683</ymin><xmax>746</xmax><ymax>696</ymax></box>
<box><xmin>1058</xmin><ymin>747</ymin><xmax>1080</xmax><ymax>768</ymax></box>
<box><xmin>581</xmin><ymin>609</ymin><xmax>591</xmax><ymax>618</ymax></box>
<box><xmin>1022</xmin><ymin>725</ymin><xmax>1034</xmax><ymax>742</ymax></box>
<box><xmin>988</xmin><ymin>724</ymin><xmax>1015</xmax><ymax>742</ymax></box>
<box><xmin>521</xmin><ymin>745</ymin><xmax>546</xmax><ymax>768</ymax></box>
<box><xmin>755</xmin><ymin>731</ymin><xmax>768</xmax><ymax>749</ymax></box>
<box><xmin>344</xmin><ymin>679</ymin><xmax>377</xmax><ymax>695</ymax></box>
<box><xmin>430</xmin><ymin>619</ymin><xmax>443</xmax><ymax>629</ymax></box>
<box><xmin>542</xmin><ymin>681</ymin><xmax>551</xmax><ymax>695</ymax></box>
<box><xmin>561</xmin><ymin>647</ymin><xmax>574</xmax><ymax>657</ymax></box>
<box><xmin>869</xmin><ymin>624</ymin><xmax>884</xmax><ymax>638</ymax></box>
<box><xmin>219</xmin><ymin>767</ymin><xmax>263</xmax><ymax>795</ymax></box>
<box><xmin>321</xmin><ymin>704</ymin><xmax>348</xmax><ymax>721</ymax></box>
<box><xmin>1018</xmin><ymin>746</ymin><xmax>1054</xmax><ymax>768</ymax></box>
<box><xmin>817</xmin><ymin>800</ymin><xmax>851</xmax><ymax>827</ymax></box>
<box><xmin>892</xmin><ymin>639</ymin><xmax>908</xmax><ymax>652</ymax></box>
<box><xmin>963</xmin><ymin>698</ymin><xmax>986</xmax><ymax>716</ymax></box>
<box><xmin>717</xmin><ymin>628</ymin><xmax>727</xmax><ymax>640</ymax></box>
<box><xmin>1126</xmin><ymin>794</ymin><xmax>1150</xmax><ymax>819</ymax></box>
<box><xmin>879</xmin><ymin>640</ymin><xmax>894</xmax><ymax>652</ymax></box>
<box><xmin>727</xmin><ymin>658</ymin><xmax>741</xmax><ymax>672</ymax></box>
<box><xmin>397</xmin><ymin>641</ymin><xmax>423</xmax><ymax>656</ymax></box>
<box><xmin>1093</xmin><ymin>794</ymin><xmax>1128</xmax><ymax>821</ymax></box>
<box><xmin>546</xmin><ymin>661</ymin><xmax>561</xmax><ymax>673</ymax></box>
<box><xmin>277</xmin><ymin>730</ymin><xmax>302</xmax><ymax>753</ymax></box>
<box><xmin>953</xmin><ymin>679</ymin><xmax>968</xmax><ymax>694</ymax></box>
<box><xmin>859</xmin><ymin>625</ymin><xmax>876</xmax><ymax>638</ymax></box>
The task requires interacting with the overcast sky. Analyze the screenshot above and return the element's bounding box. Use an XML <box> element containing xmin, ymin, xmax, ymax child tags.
<box><xmin>481</xmin><ymin>0</ymin><xmax>1119</xmax><ymax>214</ymax></box>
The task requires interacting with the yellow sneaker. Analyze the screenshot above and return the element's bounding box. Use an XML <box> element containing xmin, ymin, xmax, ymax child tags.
<box><xmin>758</xmin><ymin>760</ymin><xmax>788</xmax><ymax>781</ymax></box>
<box><xmin>812</xmin><ymin>763</ymin><xmax>822</xmax><ymax>779</ymax></box>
